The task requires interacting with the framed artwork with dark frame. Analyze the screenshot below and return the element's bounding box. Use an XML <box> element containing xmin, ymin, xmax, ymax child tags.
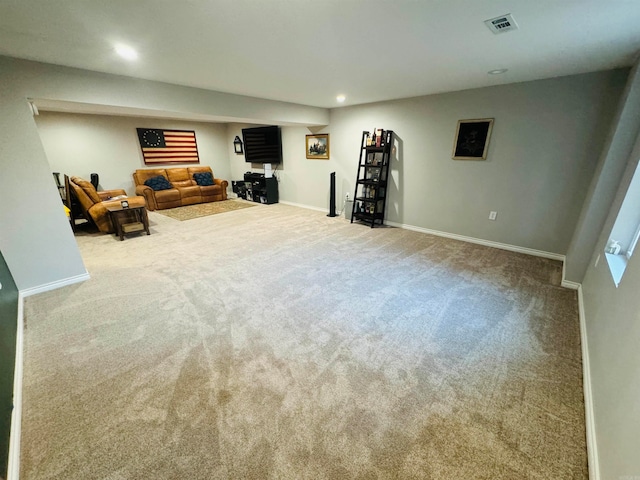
<box><xmin>306</xmin><ymin>134</ymin><xmax>330</xmax><ymax>160</ymax></box>
<box><xmin>452</xmin><ymin>118</ymin><xmax>494</xmax><ymax>160</ymax></box>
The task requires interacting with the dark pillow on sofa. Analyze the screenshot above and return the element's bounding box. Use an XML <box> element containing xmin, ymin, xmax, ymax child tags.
<box><xmin>193</xmin><ymin>172</ymin><xmax>214</xmax><ymax>186</ymax></box>
<box><xmin>144</xmin><ymin>175</ymin><xmax>173</xmax><ymax>191</ymax></box>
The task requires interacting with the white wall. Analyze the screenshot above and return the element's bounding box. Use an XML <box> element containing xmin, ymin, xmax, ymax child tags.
<box><xmin>576</xmin><ymin>58</ymin><xmax>640</xmax><ymax>479</ymax></box>
<box><xmin>227</xmin><ymin>124</ymin><xmax>253</xmax><ymax>182</ymax></box>
<box><xmin>565</xmin><ymin>63</ymin><xmax>640</xmax><ymax>283</ymax></box>
<box><xmin>0</xmin><ymin>75</ymin><xmax>87</xmax><ymax>291</ymax></box>
<box><xmin>226</xmin><ymin>123</ymin><xmax>338</xmax><ymax>212</ymax></box>
<box><xmin>581</xmin><ymin>250</ymin><xmax>640</xmax><ymax>479</ymax></box>
<box><xmin>278</xmin><ymin>126</ymin><xmax>337</xmax><ymax>211</ymax></box>
<box><xmin>580</xmin><ymin>162</ymin><xmax>640</xmax><ymax>478</ymax></box>
<box><xmin>324</xmin><ymin>71</ymin><xmax>627</xmax><ymax>255</ymax></box>
<box><xmin>35</xmin><ymin>113</ymin><xmax>231</xmax><ymax>196</ymax></box>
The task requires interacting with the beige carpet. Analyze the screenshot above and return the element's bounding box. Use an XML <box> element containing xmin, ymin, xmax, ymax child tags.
<box><xmin>21</xmin><ymin>204</ymin><xmax>587</xmax><ymax>479</ymax></box>
<box><xmin>156</xmin><ymin>199</ymin><xmax>256</xmax><ymax>221</ymax></box>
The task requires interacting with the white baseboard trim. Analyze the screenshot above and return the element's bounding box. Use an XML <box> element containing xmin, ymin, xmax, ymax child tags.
<box><xmin>18</xmin><ymin>271</ymin><xmax>89</xmax><ymax>298</ymax></box>
<box><xmin>280</xmin><ymin>202</ymin><xmax>566</xmax><ymax>261</ymax></box>
<box><xmin>7</xmin><ymin>294</ymin><xmax>24</xmax><ymax>480</ymax></box>
<box><xmin>385</xmin><ymin>220</ymin><xmax>566</xmax><ymax>262</ymax></box>
<box><xmin>561</xmin><ymin>279</ymin><xmax>581</xmax><ymax>290</ymax></box>
<box><xmin>577</xmin><ymin>286</ymin><xmax>600</xmax><ymax>480</ymax></box>
<box><xmin>279</xmin><ymin>200</ymin><xmax>329</xmax><ymax>214</ymax></box>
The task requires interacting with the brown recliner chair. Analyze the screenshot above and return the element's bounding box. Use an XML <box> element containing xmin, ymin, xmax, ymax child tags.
<box><xmin>67</xmin><ymin>176</ymin><xmax>146</xmax><ymax>233</ymax></box>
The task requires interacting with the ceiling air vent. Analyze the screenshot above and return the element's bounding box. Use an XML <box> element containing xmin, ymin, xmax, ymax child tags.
<box><xmin>484</xmin><ymin>14</ymin><xmax>518</xmax><ymax>34</ymax></box>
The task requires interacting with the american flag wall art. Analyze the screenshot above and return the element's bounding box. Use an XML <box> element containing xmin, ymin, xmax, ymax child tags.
<box><xmin>136</xmin><ymin>128</ymin><xmax>200</xmax><ymax>165</ymax></box>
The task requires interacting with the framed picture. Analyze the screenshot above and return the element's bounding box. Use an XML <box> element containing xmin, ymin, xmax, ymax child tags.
<box><xmin>452</xmin><ymin>119</ymin><xmax>494</xmax><ymax>160</ymax></box>
<box><xmin>306</xmin><ymin>134</ymin><xmax>330</xmax><ymax>160</ymax></box>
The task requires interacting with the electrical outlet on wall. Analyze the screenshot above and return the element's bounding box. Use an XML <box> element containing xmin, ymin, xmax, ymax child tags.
<box><xmin>489</xmin><ymin>211</ymin><xmax>498</xmax><ymax>220</ymax></box>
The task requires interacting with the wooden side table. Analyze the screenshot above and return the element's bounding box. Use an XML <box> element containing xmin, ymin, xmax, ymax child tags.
<box><xmin>106</xmin><ymin>205</ymin><xmax>150</xmax><ymax>241</ymax></box>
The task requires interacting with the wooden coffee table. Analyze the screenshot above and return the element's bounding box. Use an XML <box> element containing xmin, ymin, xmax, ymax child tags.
<box><xmin>106</xmin><ymin>204</ymin><xmax>150</xmax><ymax>241</ymax></box>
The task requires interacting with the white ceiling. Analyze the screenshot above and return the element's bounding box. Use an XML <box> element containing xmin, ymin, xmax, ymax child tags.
<box><xmin>1</xmin><ymin>0</ymin><xmax>639</xmax><ymax>109</ymax></box>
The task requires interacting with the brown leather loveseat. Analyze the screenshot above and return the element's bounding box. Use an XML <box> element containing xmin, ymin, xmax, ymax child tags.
<box><xmin>133</xmin><ymin>166</ymin><xmax>228</xmax><ymax>211</ymax></box>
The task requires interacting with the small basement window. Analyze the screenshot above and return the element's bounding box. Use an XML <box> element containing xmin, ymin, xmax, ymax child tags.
<box><xmin>605</xmin><ymin>160</ymin><xmax>640</xmax><ymax>287</ymax></box>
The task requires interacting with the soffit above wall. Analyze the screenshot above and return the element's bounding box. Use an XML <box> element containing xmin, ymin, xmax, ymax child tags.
<box><xmin>28</xmin><ymin>98</ymin><xmax>305</xmax><ymax>126</ymax></box>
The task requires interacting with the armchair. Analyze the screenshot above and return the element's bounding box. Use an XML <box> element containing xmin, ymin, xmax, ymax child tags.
<box><xmin>67</xmin><ymin>176</ymin><xmax>146</xmax><ymax>233</ymax></box>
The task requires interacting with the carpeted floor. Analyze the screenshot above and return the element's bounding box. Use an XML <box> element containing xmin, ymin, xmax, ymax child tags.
<box><xmin>155</xmin><ymin>199</ymin><xmax>257</xmax><ymax>221</ymax></box>
<box><xmin>21</xmin><ymin>204</ymin><xmax>587</xmax><ymax>479</ymax></box>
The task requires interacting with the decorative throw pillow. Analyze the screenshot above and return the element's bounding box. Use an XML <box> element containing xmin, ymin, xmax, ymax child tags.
<box><xmin>144</xmin><ymin>175</ymin><xmax>173</xmax><ymax>191</ymax></box>
<box><xmin>193</xmin><ymin>172</ymin><xmax>214</xmax><ymax>186</ymax></box>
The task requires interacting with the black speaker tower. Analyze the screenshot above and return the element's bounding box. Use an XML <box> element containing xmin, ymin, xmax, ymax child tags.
<box><xmin>327</xmin><ymin>172</ymin><xmax>337</xmax><ymax>217</ymax></box>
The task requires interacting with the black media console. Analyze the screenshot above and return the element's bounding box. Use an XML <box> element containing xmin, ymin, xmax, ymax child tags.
<box><xmin>232</xmin><ymin>172</ymin><xmax>279</xmax><ymax>205</ymax></box>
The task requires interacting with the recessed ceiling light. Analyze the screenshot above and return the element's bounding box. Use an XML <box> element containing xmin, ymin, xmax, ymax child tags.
<box><xmin>115</xmin><ymin>44</ymin><xmax>138</xmax><ymax>61</ymax></box>
<box><xmin>336</xmin><ymin>95</ymin><xmax>346</xmax><ymax>103</ymax></box>
<box><xmin>488</xmin><ymin>68</ymin><xmax>508</xmax><ymax>75</ymax></box>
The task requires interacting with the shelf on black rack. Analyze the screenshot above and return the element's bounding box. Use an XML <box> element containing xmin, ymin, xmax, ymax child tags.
<box><xmin>353</xmin><ymin>212</ymin><xmax>383</xmax><ymax>220</ymax></box>
<box><xmin>355</xmin><ymin>197</ymin><xmax>377</xmax><ymax>203</ymax></box>
<box><xmin>357</xmin><ymin>179</ymin><xmax>385</xmax><ymax>186</ymax></box>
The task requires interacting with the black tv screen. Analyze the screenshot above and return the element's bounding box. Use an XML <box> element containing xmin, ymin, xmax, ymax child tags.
<box><xmin>242</xmin><ymin>126</ymin><xmax>282</xmax><ymax>164</ymax></box>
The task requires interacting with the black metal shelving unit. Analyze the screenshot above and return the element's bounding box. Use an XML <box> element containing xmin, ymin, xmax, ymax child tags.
<box><xmin>351</xmin><ymin>130</ymin><xmax>394</xmax><ymax>228</ymax></box>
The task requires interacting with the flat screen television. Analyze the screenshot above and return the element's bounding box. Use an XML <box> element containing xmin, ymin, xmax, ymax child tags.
<box><xmin>242</xmin><ymin>126</ymin><xmax>282</xmax><ymax>164</ymax></box>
